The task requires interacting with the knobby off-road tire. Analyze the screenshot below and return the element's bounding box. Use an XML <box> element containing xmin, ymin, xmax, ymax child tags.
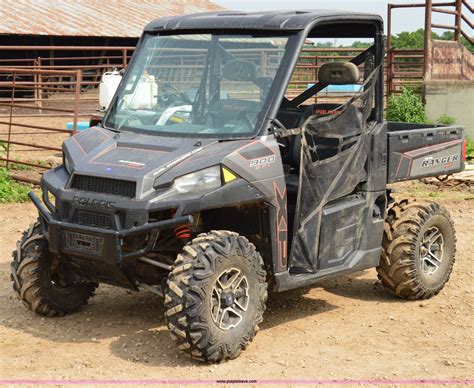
<box><xmin>164</xmin><ymin>230</ymin><xmax>267</xmax><ymax>362</ymax></box>
<box><xmin>377</xmin><ymin>199</ymin><xmax>456</xmax><ymax>300</ymax></box>
<box><xmin>11</xmin><ymin>221</ymin><xmax>97</xmax><ymax>317</ymax></box>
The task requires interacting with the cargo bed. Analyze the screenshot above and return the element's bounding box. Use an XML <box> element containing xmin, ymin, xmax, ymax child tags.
<box><xmin>387</xmin><ymin>122</ymin><xmax>465</xmax><ymax>183</ymax></box>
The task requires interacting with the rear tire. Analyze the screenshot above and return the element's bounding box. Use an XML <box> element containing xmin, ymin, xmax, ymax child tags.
<box><xmin>164</xmin><ymin>230</ymin><xmax>267</xmax><ymax>362</ymax></box>
<box><xmin>377</xmin><ymin>200</ymin><xmax>456</xmax><ymax>300</ymax></box>
<box><xmin>11</xmin><ymin>221</ymin><xmax>97</xmax><ymax>317</ymax></box>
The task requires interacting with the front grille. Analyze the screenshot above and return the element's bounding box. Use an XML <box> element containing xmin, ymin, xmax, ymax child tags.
<box><xmin>71</xmin><ymin>175</ymin><xmax>136</xmax><ymax>198</ymax></box>
<box><xmin>63</xmin><ymin>203</ymin><xmax>71</xmax><ymax>219</ymax></box>
<box><xmin>64</xmin><ymin>231</ymin><xmax>104</xmax><ymax>255</ymax></box>
<box><xmin>74</xmin><ymin>210</ymin><xmax>113</xmax><ymax>229</ymax></box>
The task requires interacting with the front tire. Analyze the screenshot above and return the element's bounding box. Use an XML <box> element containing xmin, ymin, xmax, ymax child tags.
<box><xmin>377</xmin><ymin>200</ymin><xmax>456</xmax><ymax>300</ymax></box>
<box><xmin>11</xmin><ymin>221</ymin><xmax>97</xmax><ymax>317</ymax></box>
<box><xmin>164</xmin><ymin>230</ymin><xmax>267</xmax><ymax>362</ymax></box>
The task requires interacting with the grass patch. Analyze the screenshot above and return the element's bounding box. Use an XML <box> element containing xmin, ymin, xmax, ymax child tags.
<box><xmin>9</xmin><ymin>161</ymin><xmax>33</xmax><ymax>171</ymax></box>
<box><xmin>466</xmin><ymin>138</ymin><xmax>474</xmax><ymax>162</ymax></box>
<box><xmin>436</xmin><ymin>114</ymin><xmax>456</xmax><ymax>126</ymax></box>
<box><xmin>0</xmin><ymin>167</ymin><xmax>31</xmax><ymax>203</ymax></box>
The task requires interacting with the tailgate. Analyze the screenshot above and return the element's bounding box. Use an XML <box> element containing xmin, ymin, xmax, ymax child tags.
<box><xmin>387</xmin><ymin>122</ymin><xmax>464</xmax><ymax>183</ymax></box>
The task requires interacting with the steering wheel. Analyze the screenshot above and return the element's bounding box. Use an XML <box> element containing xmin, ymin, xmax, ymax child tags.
<box><xmin>159</xmin><ymin>84</ymin><xmax>192</xmax><ymax>107</ymax></box>
<box><xmin>158</xmin><ymin>92</ymin><xmax>183</xmax><ymax>108</ymax></box>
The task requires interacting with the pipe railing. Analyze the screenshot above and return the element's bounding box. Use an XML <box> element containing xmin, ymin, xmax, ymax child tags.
<box><xmin>0</xmin><ymin>67</ymin><xmax>82</xmax><ymax>183</ymax></box>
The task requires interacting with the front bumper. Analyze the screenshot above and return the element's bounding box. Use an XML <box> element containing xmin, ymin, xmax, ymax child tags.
<box><xmin>30</xmin><ymin>191</ymin><xmax>192</xmax><ymax>288</ymax></box>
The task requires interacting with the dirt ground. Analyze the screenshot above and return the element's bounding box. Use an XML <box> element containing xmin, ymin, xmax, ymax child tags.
<box><xmin>0</xmin><ymin>182</ymin><xmax>472</xmax><ymax>382</ymax></box>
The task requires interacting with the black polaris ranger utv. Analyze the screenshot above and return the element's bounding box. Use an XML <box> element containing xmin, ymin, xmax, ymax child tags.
<box><xmin>11</xmin><ymin>10</ymin><xmax>466</xmax><ymax>362</ymax></box>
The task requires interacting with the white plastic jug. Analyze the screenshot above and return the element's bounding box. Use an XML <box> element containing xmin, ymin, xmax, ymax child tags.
<box><xmin>99</xmin><ymin>71</ymin><xmax>122</xmax><ymax>110</ymax></box>
<box><xmin>124</xmin><ymin>72</ymin><xmax>158</xmax><ymax>110</ymax></box>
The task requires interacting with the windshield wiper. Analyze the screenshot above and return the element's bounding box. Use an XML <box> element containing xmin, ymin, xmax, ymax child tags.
<box><xmin>101</xmin><ymin>124</ymin><xmax>121</xmax><ymax>133</ymax></box>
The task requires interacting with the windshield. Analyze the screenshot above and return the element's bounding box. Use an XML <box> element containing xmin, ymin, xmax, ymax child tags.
<box><xmin>104</xmin><ymin>33</ymin><xmax>290</xmax><ymax>138</ymax></box>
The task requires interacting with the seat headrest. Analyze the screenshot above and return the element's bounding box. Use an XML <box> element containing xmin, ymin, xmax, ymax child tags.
<box><xmin>222</xmin><ymin>60</ymin><xmax>257</xmax><ymax>82</ymax></box>
<box><xmin>318</xmin><ymin>62</ymin><xmax>360</xmax><ymax>85</ymax></box>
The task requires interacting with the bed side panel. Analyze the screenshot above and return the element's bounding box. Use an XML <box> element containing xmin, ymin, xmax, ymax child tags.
<box><xmin>387</xmin><ymin>123</ymin><xmax>464</xmax><ymax>183</ymax></box>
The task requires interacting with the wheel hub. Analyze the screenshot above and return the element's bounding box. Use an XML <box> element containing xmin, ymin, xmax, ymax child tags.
<box><xmin>222</xmin><ymin>291</ymin><xmax>236</xmax><ymax>307</ymax></box>
<box><xmin>210</xmin><ymin>268</ymin><xmax>249</xmax><ymax>331</ymax></box>
<box><xmin>420</xmin><ymin>226</ymin><xmax>444</xmax><ymax>276</ymax></box>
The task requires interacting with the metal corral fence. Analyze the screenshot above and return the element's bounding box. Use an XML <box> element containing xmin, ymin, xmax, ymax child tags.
<box><xmin>0</xmin><ymin>45</ymin><xmax>134</xmax><ymax>94</ymax></box>
<box><xmin>289</xmin><ymin>47</ymin><xmax>425</xmax><ymax>102</ymax></box>
<box><xmin>0</xmin><ymin>44</ymin><xmax>425</xmax><ymax>100</ymax></box>
<box><xmin>386</xmin><ymin>49</ymin><xmax>425</xmax><ymax>94</ymax></box>
<box><xmin>0</xmin><ymin>67</ymin><xmax>85</xmax><ymax>184</ymax></box>
<box><xmin>0</xmin><ymin>46</ymin><xmax>134</xmax><ymax>184</ymax></box>
<box><xmin>387</xmin><ymin>0</ymin><xmax>473</xmax><ymax>78</ymax></box>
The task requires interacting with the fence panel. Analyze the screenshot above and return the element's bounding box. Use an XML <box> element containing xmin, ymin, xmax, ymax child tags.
<box><xmin>0</xmin><ymin>68</ymin><xmax>83</xmax><ymax>184</ymax></box>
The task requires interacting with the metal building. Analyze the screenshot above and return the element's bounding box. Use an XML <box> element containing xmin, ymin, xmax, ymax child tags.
<box><xmin>0</xmin><ymin>0</ymin><xmax>224</xmax><ymax>67</ymax></box>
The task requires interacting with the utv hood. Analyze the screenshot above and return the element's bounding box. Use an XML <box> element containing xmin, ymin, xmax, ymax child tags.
<box><xmin>63</xmin><ymin>127</ymin><xmax>219</xmax><ymax>199</ymax></box>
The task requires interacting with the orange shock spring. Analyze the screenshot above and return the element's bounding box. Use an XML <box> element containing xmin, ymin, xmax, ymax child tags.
<box><xmin>174</xmin><ymin>224</ymin><xmax>191</xmax><ymax>240</ymax></box>
<box><xmin>170</xmin><ymin>209</ymin><xmax>191</xmax><ymax>240</ymax></box>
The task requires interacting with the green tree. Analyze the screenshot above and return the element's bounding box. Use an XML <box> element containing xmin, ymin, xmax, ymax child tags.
<box><xmin>391</xmin><ymin>28</ymin><xmax>473</xmax><ymax>52</ymax></box>
<box><xmin>313</xmin><ymin>42</ymin><xmax>334</xmax><ymax>48</ymax></box>
<box><xmin>439</xmin><ymin>31</ymin><xmax>473</xmax><ymax>51</ymax></box>
<box><xmin>391</xmin><ymin>28</ymin><xmax>426</xmax><ymax>49</ymax></box>
<box><xmin>349</xmin><ymin>41</ymin><xmax>372</xmax><ymax>48</ymax></box>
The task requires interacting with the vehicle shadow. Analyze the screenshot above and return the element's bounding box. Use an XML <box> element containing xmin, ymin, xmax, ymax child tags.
<box><xmin>3</xmin><ymin>260</ymin><xmax>408</xmax><ymax>367</ymax></box>
<box><xmin>107</xmin><ymin>290</ymin><xmax>337</xmax><ymax>367</ymax></box>
<box><xmin>1</xmin><ymin>260</ymin><xmax>340</xmax><ymax>367</ymax></box>
<box><xmin>319</xmin><ymin>270</ymin><xmax>405</xmax><ymax>303</ymax></box>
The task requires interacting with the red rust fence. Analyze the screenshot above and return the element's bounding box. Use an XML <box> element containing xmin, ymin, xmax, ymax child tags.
<box><xmin>386</xmin><ymin>49</ymin><xmax>425</xmax><ymax>94</ymax></box>
<box><xmin>0</xmin><ymin>45</ymin><xmax>134</xmax><ymax>94</ymax></box>
<box><xmin>289</xmin><ymin>47</ymin><xmax>425</xmax><ymax>103</ymax></box>
<box><xmin>0</xmin><ymin>44</ymin><xmax>427</xmax><ymax>106</ymax></box>
<box><xmin>0</xmin><ymin>67</ymin><xmax>84</xmax><ymax>184</ymax></box>
<box><xmin>387</xmin><ymin>0</ymin><xmax>473</xmax><ymax>78</ymax></box>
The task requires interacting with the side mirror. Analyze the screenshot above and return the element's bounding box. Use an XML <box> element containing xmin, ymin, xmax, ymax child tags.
<box><xmin>318</xmin><ymin>62</ymin><xmax>360</xmax><ymax>85</ymax></box>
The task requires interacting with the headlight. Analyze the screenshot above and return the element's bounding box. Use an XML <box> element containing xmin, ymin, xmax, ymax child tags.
<box><xmin>63</xmin><ymin>153</ymin><xmax>72</xmax><ymax>174</ymax></box>
<box><xmin>152</xmin><ymin>166</ymin><xmax>221</xmax><ymax>202</ymax></box>
<box><xmin>174</xmin><ymin>166</ymin><xmax>221</xmax><ymax>194</ymax></box>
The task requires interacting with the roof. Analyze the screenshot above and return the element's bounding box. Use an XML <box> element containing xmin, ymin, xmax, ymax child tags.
<box><xmin>0</xmin><ymin>0</ymin><xmax>224</xmax><ymax>37</ymax></box>
<box><xmin>145</xmin><ymin>10</ymin><xmax>383</xmax><ymax>32</ymax></box>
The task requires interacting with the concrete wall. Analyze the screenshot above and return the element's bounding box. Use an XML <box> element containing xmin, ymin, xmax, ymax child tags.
<box><xmin>425</xmin><ymin>80</ymin><xmax>474</xmax><ymax>139</ymax></box>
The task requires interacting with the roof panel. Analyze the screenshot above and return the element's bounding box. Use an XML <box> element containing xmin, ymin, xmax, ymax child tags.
<box><xmin>145</xmin><ymin>10</ymin><xmax>383</xmax><ymax>32</ymax></box>
<box><xmin>0</xmin><ymin>0</ymin><xmax>224</xmax><ymax>37</ymax></box>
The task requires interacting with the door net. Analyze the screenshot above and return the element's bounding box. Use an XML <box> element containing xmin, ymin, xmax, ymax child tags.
<box><xmin>289</xmin><ymin>63</ymin><xmax>380</xmax><ymax>273</ymax></box>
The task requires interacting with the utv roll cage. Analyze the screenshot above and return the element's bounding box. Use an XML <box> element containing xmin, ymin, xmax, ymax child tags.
<box><xmin>136</xmin><ymin>10</ymin><xmax>385</xmax><ymax>137</ymax></box>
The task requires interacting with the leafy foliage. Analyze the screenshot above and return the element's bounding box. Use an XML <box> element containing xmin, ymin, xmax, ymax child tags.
<box><xmin>466</xmin><ymin>138</ymin><xmax>474</xmax><ymax>161</ymax></box>
<box><xmin>391</xmin><ymin>29</ymin><xmax>426</xmax><ymax>50</ymax></box>
<box><xmin>308</xmin><ymin>29</ymin><xmax>472</xmax><ymax>52</ymax></box>
<box><xmin>437</xmin><ymin>31</ymin><xmax>473</xmax><ymax>52</ymax></box>
<box><xmin>391</xmin><ymin>29</ymin><xmax>473</xmax><ymax>52</ymax></box>
<box><xmin>0</xmin><ymin>167</ymin><xmax>31</xmax><ymax>203</ymax></box>
<box><xmin>437</xmin><ymin>114</ymin><xmax>456</xmax><ymax>125</ymax></box>
<box><xmin>386</xmin><ymin>87</ymin><xmax>429</xmax><ymax>123</ymax></box>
